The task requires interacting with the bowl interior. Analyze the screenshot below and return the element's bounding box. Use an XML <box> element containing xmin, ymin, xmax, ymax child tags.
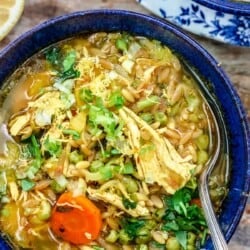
<box><xmin>0</xmin><ymin>9</ymin><xmax>249</xmax><ymax>249</ymax></box>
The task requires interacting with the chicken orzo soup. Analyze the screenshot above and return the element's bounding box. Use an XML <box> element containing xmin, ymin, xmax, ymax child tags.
<box><xmin>0</xmin><ymin>32</ymin><xmax>227</xmax><ymax>249</ymax></box>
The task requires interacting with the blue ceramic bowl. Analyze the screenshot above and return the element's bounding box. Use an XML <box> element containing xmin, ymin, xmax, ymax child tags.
<box><xmin>0</xmin><ymin>10</ymin><xmax>249</xmax><ymax>250</ymax></box>
<box><xmin>137</xmin><ymin>0</ymin><xmax>250</xmax><ymax>46</ymax></box>
<box><xmin>194</xmin><ymin>0</ymin><xmax>250</xmax><ymax>15</ymax></box>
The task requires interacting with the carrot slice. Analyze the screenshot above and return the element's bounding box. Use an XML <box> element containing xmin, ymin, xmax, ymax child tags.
<box><xmin>50</xmin><ymin>192</ymin><xmax>102</xmax><ymax>245</ymax></box>
<box><xmin>191</xmin><ymin>198</ymin><xmax>202</xmax><ymax>207</ymax></box>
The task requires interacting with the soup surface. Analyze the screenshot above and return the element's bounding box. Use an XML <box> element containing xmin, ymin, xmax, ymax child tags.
<box><xmin>0</xmin><ymin>32</ymin><xmax>224</xmax><ymax>249</ymax></box>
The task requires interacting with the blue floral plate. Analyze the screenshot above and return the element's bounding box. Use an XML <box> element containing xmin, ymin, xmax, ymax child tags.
<box><xmin>137</xmin><ymin>0</ymin><xmax>250</xmax><ymax>46</ymax></box>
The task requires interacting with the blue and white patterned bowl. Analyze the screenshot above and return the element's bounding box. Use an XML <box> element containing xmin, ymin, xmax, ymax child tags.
<box><xmin>137</xmin><ymin>0</ymin><xmax>250</xmax><ymax>46</ymax></box>
<box><xmin>0</xmin><ymin>10</ymin><xmax>249</xmax><ymax>249</ymax></box>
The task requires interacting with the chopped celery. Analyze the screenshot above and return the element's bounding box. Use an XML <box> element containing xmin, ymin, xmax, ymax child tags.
<box><xmin>136</xmin><ymin>244</ymin><xmax>148</xmax><ymax>250</ymax></box>
<box><xmin>105</xmin><ymin>229</ymin><xmax>119</xmax><ymax>243</ymax></box>
<box><xmin>119</xmin><ymin>229</ymin><xmax>132</xmax><ymax>244</ymax></box>
<box><xmin>120</xmin><ymin>162</ymin><xmax>135</xmax><ymax>174</ymax></box>
<box><xmin>69</xmin><ymin>150</ymin><xmax>83</xmax><ymax>164</ymax></box>
<box><xmin>92</xmin><ymin>247</ymin><xmax>105</xmax><ymax>250</ymax></box>
<box><xmin>187</xmin><ymin>232</ymin><xmax>196</xmax><ymax>245</ymax></box>
<box><xmin>154</xmin><ymin>208</ymin><xmax>166</xmax><ymax>221</ymax></box>
<box><xmin>119</xmin><ymin>217</ymin><xmax>155</xmax><ymax>245</ymax></box>
<box><xmin>37</xmin><ymin>200</ymin><xmax>51</xmax><ymax>221</ymax></box>
<box><xmin>196</xmin><ymin>134</ymin><xmax>209</xmax><ymax>150</ymax></box>
<box><xmin>54</xmin><ymin>78</ymin><xmax>75</xmax><ymax>94</ymax></box>
<box><xmin>140</xmin><ymin>113</ymin><xmax>154</xmax><ymax>124</ymax></box>
<box><xmin>60</xmin><ymin>92</ymin><xmax>75</xmax><ymax>109</ymax></box>
<box><xmin>135</xmin><ymin>227</ymin><xmax>151</xmax><ymax>244</ymax></box>
<box><xmin>98</xmin><ymin>166</ymin><xmax>113</xmax><ymax>181</ymax></box>
<box><xmin>136</xmin><ymin>95</ymin><xmax>160</xmax><ymax>112</ymax></box>
<box><xmin>0</xmin><ymin>172</ymin><xmax>7</xmax><ymax>195</ymax></box>
<box><xmin>166</xmin><ymin>236</ymin><xmax>181</xmax><ymax>250</ymax></box>
<box><xmin>90</xmin><ymin>160</ymin><xmax>104</xmax><ymax>172</ymax></box>
<box><xmin>1</xmin><ymin>206</ymin><xmax>10</xmax><ymax>217</ymax></box>
<box><xmin>128</xmin><ymin>42</ymin><xmax>141</xmax><ymax>57</ymax></box>
<box><xmin>154</xmin><ymin>112</ymin><xmax>167</xmax><ymax>125</ymax></box>
<box><xmin>116</xmin><ymin>38</ymin><xmax>128</xmax><ymax>52</ymax></box>
<box><xmin>144</xmin><ymin>220</ymin><xmax>157</xmax><ymax>230</ymax></box>
<box><xmin>110</xmin><ymin>148</ymin><xmax>121</xmax><ymax>155</ymax></box>
<box><xmin>149</xmin><ymin>241</ymin><xmax>165</xmax><ymax>250</ymax></box>
<box><xmin>43</xmin><ymin>137</ymin><xmax>62</xmax><ymax>157</ymax></box>
<box><xmin>186</xmin><ymin>94</ymin><xmax>200</xmax><ymax>112</ymax></box>
<box><xmin>51</xmin><ymin>175</ymin><xmax>67</xmax><ymax>194</ymax></box>
<box><xmin>197</xmin><ymin>150</ymin><xmax>209</xmax><ymax>165</ymax></box>
<box><xmin>185</xmin><ymin>177</ymin><xmax>198</xmax><ymax>190</ymax></box>
<box><xmin>21</xmin><ymin>179</ymin><xmax>35</xmax><ymax>191</ymax></box>
<box><xmin>169</xmin><ymin>102</ymin><xmax>182</xmax><ymax>117</ymax></box>
<box><xmin>85</xmin><ymin>164</ymin><xmax>118</xmax><ymax>182</ymax></box>
<box><xmin>79</xmin><ymin>88</ymin><xmax>94</xmax><ymax>103</ymax></box>
<box><xmin>62</xmin><ymin>129</ymin><xmax>80</xmax><ymax>140</ymax></box>
<box><xmin>122</xmin><ymin>176</ymin><xmax>138</xmax><ymax>193</ymax></box>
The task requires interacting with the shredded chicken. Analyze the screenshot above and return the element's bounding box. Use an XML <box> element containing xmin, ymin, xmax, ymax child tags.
<box><xmin>87</xmin><ymin>186</ymin><xmax>150</xmax><ymax>217</ymax></box>
<box><xmin>119</xmin><ymin>107</ymin><xmax>197</xmax><ymax>194</ymax></box>
<box><xmin>9</xmin><ymin>113</ymin><xmax>30</xmax><ymax>136</ymax></box>
<box><xmin>8</xmin><ymin>91</ymin><xmax>67</xmax><ymax>137</ymax></box>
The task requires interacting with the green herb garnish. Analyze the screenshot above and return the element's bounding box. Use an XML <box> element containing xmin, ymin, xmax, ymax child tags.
<box><xmin>108</xmin><ymin>91</ymin><xmax>125</xmax><ymax>109</ymax></box>
<box><xmin>45</xmin><ymin>47</ymin><xmax>80</xmax><ymax>81</ymax></box>
<box><xmin>122</xmin><ymin>198</ymin><xmax>137</xmax><ymax>210</ymax></box>
<box><xmin>162</xmin><ymin>187</ymin><xmax>207</xmax><ymax>249</ymax></box>
<box><xmin>43</xmin><ymin>137</ymin><xmax>62</xmax><ymax>157</ymax></box>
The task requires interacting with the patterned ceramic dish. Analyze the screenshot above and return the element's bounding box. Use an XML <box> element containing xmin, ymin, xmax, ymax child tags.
<box><xmin>137</xmin><ymin>0</ymin><xmax>250</xmax><ymax>47</ymax></box>
<box><xmin>0</xmin><ymin>10</ymin><xmax>249</xmax><ymax>249</ymax></box>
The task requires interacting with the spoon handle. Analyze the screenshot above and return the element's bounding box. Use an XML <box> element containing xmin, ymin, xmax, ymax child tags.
<box><xmin>199</xmin><ymin>172</ymin><xmax>228</xmax><ymax>250</ymax></box>
<box><xmin>183</xmin><ymin>59</ymin><xmax>229</xmax><ymax>250</ymax></box>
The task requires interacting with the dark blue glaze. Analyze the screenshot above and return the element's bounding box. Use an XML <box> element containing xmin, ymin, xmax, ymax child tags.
<box><xmin>193</xmin><ymin>0</ymin><xmax>250</xmax><ymax>15</ymax></box>
<box><xmin>0</xmin><ymin>10</ymin><xmax>249</xmax><ymax>250</ymax></box>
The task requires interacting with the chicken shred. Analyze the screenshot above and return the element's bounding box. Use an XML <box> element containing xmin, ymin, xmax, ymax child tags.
<box><xmin>87</xmin><ymin>187</ymin><xmax>150</xmax><ymax>217</ymax></box>
<box><xmin>119</xmin><ymin>107</ymin><xmax>197</xmax><ymax>194</ymax></box>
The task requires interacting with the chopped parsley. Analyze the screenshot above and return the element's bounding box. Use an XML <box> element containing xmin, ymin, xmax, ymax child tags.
<box><xmin>122</xmin><ymin>197</ymin><xmax>137</xmax><ymax>210</ymax></box>
<box><xmin>45</xmin><ymin>47</ymin><xmax>80</xmax><ymax>81</ymax></box>
<box><xmin>108</xmin><ymin>91</ymin><xmax>125</xmax><ymax>109</ymax></box>
<box><xmin>162</xmin><ymin>187</ymin><xmax>207</xmax><ymax>249</ymax></box>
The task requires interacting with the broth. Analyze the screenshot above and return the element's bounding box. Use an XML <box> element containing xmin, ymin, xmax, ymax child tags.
<box><xmin>0</xmin><ymin>32</ymin><xmax>227</xmax><ymax>249</ymax></box>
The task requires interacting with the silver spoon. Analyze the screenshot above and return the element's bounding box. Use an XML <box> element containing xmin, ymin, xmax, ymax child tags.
<box><xmin>184</xmin><ymin>63</ymin><xmax>229</xmax><ymax>250</ymax></box>
<box><xmin>199</xmin><ymin>103</ymin><xmax>229</xmax><ymax>250</ymax></box>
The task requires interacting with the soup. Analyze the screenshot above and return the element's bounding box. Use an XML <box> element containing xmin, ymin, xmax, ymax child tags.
<box><xmin>0</xmin><ymin>32</ymin><xmax>227</xmax><ymax>249</ymax></box>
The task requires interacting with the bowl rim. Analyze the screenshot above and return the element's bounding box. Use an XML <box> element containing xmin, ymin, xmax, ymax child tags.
<box><xmin>0</xmin><ymin>9</ymin><xmax>249</xmax><ymax>249</ymax></box>
<box><xmin>193</xmin><ymin>0</ymin><xmax>250</xmax><ymax>15</ymax></box>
